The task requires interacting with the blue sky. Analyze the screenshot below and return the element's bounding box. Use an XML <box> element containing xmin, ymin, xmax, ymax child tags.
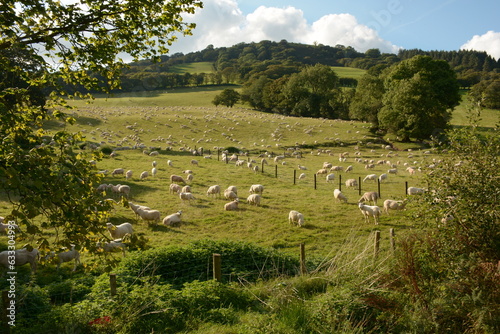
<box><xmin>170</xmin><ymin>0</ymin><xmax>500</xmax><ymax>59</ymax></box>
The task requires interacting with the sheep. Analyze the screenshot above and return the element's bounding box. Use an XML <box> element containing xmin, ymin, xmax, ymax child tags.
<box><xmin>191</xmin><ymin>159</ymin><xmax>199</xmax><ymax>166</ymax></box>
<box><xmin>359</xmin><ymin>191</ymin><xmax>379</xmax><ymax>205</ymax></box>
<box><xmin>0</xmin><ymin>248</ymin><xmax>39</xmax><ymax>273</ymax></box>
<box><xmin>326</xmin><ymin>173</ymin><xmax>335</xmax><ymax>183</ymax></box>
<box><xmin>140</xmin><ymin>171</ymin><xmax>149</xmax><ymax>180</ymax></box>
<box><xmin>224</xmin><ymin>199</ymin><xmax>239</xmax><ymax>211</ymax></box>
<box><xmin>363</xmin><ymin>174</ymin><xmax>377</xmax><ymax>182</ymax></box>
<box><xmin>98</xmin><ymin>239</ymin><xmax>127</xmax><ymax>256</ymax></box>
<box><xmin>167</xmin><ymin>160</ymin><xmax>174</xmax><ymax>167</ymax></box>
<box><xmin>125</xmin><ymin>170</ymin><xmax>133</xmax><ymax>180</ymax></box>
<box><xmin>186</xmin><ymin>174</ymin><xmax>194</xmax><ymax>182</ymax></box>
<box><xmin>345</xmin><ymin>178</ymin><xmax>358</xmax><ymax>188</ymax></box>
<box><xmin>169</xmin><ymin>183</ymin><xmax>182</xmax><ymax>194</ymax></box>
<box><xmin>387</xmin><ymin>168</ymin><xmax>398</xmax><ymax>175</ymax></box>
<box><xmin>181</xmin><ymin>185</ymin><xmax>191</xmax><ymax>193</ymax></box>
<box><xmin>297</xmin><ymin>165</ymin><xmax>307</xmax><ymax>170</ymax></box>
<box><xmin>407</xmin><ymin>186</ymin><xmax>425</xmax><ymax>195</ymax></box>
<box><xmin>128</xmin><ymin>202</ymin><xmax>151</xmax><ymax>218</ymax></box>
<box><xmin>383</xmin><ymin>199</ymin><xmax>407</xmax><ymax>215</ymax></box>
<box><xmin>247</xmin><ymin>194</ymin><xmax>261</xmax><ymax>206</ymax></box>
<box><xmin>226</xmin><ymin>186</ymin><xmax>238</xmax><ymax>195</ymax></box>
<box><xmin>288</xmin><ymin>210</ymin><xmax>304</xmax><ymax>227</ymax></box>
<box><xmin>56</xmin><ymin>245</ymin><xmax>81</xmax><ymax>271</ymax></box>
<box><xmin>117</xmin><ymin>184</ymin><xmax>131</xmax><ymax>198</ymax></box>
<box><xmin>106</xmin><ymin>222</ymin><xmax>133</xmax><ymax>239</ymax></box>
<box><xmin>316</xmin><ymin>168</ymin><xmax>328</xmax><ymax>174</ymax></box>
<box><xmin>152</xmin><ymin>161</ymin><xmax>157</xmax><ymax>167</ymax></box>
<box><xmin>163</xmin><ymin>211</ymin><xmax>182</xmax><ymax>227</ymax></box>
<box><xmin>333</xmin><ymin>189</ymin><xmax>348</xmax><ymax>203</ymax></box>
<box><xmin>170</xmin><ymin>175</ymin><xmax>186</xmax><ymax>184</ymax></box>
<box><xmin>179</xmin><ymin>192</ymin><xmax>195</xmax><ymax>204</ymax></box>
<box><xmin>151</xmin><ymin>167</ymin><xmax>157</xmax><ymax>177</ymax></box>
<box><xmin>330</xmin><ymin>166</ymin><xmax>343</xmax><ymax>172</ymax></box>
<box><xmin>378</xmin><ymin>173</ymin><xmax>388</xmax><ymax>183</ymax></box>
<box><xmin>136</xmin><ymin>208</ymin><xmax>161</xmax><ymax>224</ymax></box>
<box><xmin>298</xmin><ymin>173</ymin><xmax>306</xmax><ymax>179</ymax></box>
<box><xmin>345</xmin><ymin>165</ymin><xmax>353</xmax><ymax>173</ymax></box>
<box><xmin>224</xmin><ymin>189</ymin><xmax>238</xmax><ymax>200</ymax></box>
<box><xmin>249</xmin><ymin>184</ymin><xmax>264</xmax><ymax>195</ymax></box>
<box><xmin>111</xmin><ymin>168</ymin><xmax>124</xmax><ymax>177</ymax></box>
<box><xmin>207</xmin><ymin>185</ymin><xmax>221</xmax><ymax>198</ymax></box>
<box><xmin>358</xmin><ymin>203</ymin><xmax>381</xmax><ymax>224</ymax></box>
<box><xmin>0</xmin><ymin>221</ymin><xmax>20</xmax><ymax>234</ymax></box>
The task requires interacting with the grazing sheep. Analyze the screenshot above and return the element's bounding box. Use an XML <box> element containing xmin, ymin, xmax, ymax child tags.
<box><xmin>0</xmin><ymin>248</ymin><xmax>39</xmax><ymax>273</ymax></box>
<box><xmin>406</xmin><ymin>167</ymin><xmax>416</xmax><ymax>175</ymax></box>
<box><xmin>140</xmin><ymin>171</ymin><xmax>149</xmax><ymax>180</ymax></box>
<box><xmin>152</xmin><ymin>161</ymin><xmax>157</xmax><ymax>167</ymax></box>
<box><xmin>224</xmin><ymin>199</ymin><xmax>239</xmax><ymax>211</ymax></box>
<box><xmin>125</xmin><ymin>170</ymin><xmax>133</xmax><ymax>180</ymax></box>
<box><xmin>151</xmin><ymin>167</ymin><xmax>157</xmax><ymax>177</ymax></box>
<box><xmin>56</xmin><ymin>245</ymin><xmax>81</xmax><ymax>271</ymax></box>
<box><xmin>383</xmin><ymin>199</ymin><xmax>407</xmax><ymax>214</ymax></box>
<box><xmin>169</xmin><ymin>183</ymin><xmax>182</xmax><ymax>194</ymax></box>
<box><xmin>316</xmin><ymin>168</ymin><xmax>328</xmax><ymax>174</ymax></box>
<box><xmin>106</xmin><ymin>222</ymin><xmax>133</xmax><ymax>239</ymax></box>
<box><xmin>186</xmin><ymin>174</ymin><xmax>194</xmax><ymax>182</ymax></box>
<box><xmin>249</xmin><ymin>184</ymin><xmax>264</xmax><ymax>195</ymax></box>
<box><xmin>163</xmin><ymin>211</ymin><xmax>182</xmax><ymax>227</ymax></box>
<box><xmin>179</xmin><ymin>192</ymin><xmax>195</xmax><ymax>204</ymax></box>
<box><xmin>330</xmin><ymin>166</ymin><xmax>343</xmax><ymax>172</ymax></box>
<box><xmin>98</xmin><ymin>239</ymin><xmax>127</xmax><ymax>256</ymax></box>
<box><xmin>111</xmin><ymin>168</ymin><xmax>124</xmax><ymax>177</ymax></box>
<box><xmin>207</xmin><ymin>185</ymin><xmax>221</xmax><ymax>198</ymax></box>
<box><xmin>0</xmin><ymin>221</ymin><xmax>20</xmax><ymax>234</ymax></box>
<box><xmin>117</xmin><ymin>184</ymin><xmax>131</xmax><ymax>198</ymax></box>
<box><xmin>407</xmin><ymin>186</ymin><xmax>425</xmax><ymax>195</ymax></box>
<box><xmin>288</xmin><ymin>210</ymin><xmax>304</xmax><ymax>227</ymax></box>
<box><xmin>358</xmin><ymin>203</ymin><xmax>381</xmax><ymax>224</ymax></box>
<box><xmin>345</xmin><ymin>178</ymin><xmax>358</xmax><ymax>188</ymax></box>
<box><xmin>363</xmin><ymin>174</ymin><xmax>377</xmax><ymax>182</ymax></box>
<box><xmin>298</xmin><ymin>173</ymin><xmax>306</xmax><ymax>180</ymax></box>
<box><xmin>224</xmin><ymin>189</ymin><xmax>238</xmax><ymax>200</ymax></box>
<box><xmin>359</xmin><ymin>191</ymin><xmax>379</xmax><ymax>205</ymax></box>
<box><xmin>136</xmin><ymin>208</ymin><xmax>161</xmax><ymax>224</ymax></box>
<box><xmin>247</xmin><ymin>194</ymin><xmax>261</xmax><ymax>206</ymax></box>
<box><xmin>378</xmin><ymin>173</ymin><xmax>388</xmax><ymax>183</ymax></box>
<box><xmin>128</xmin><ymin>202</ymin><xmax>151</xmax><ymax>218</ymax></box>
<box><xmin>181</xmin><ymin>185</ymin><xmax>191</xmax><ymax>193</ymax></box>
<box><xmin>387</xmin><ymin>168</ymin><xmax>398</xmax><ymax>175</ymax></box>
<box><xmin>226</xmin><ymin>186</ymin><xmax>238</xmax><ymax>195</ymax></box>
<box><xmin>167</xmin><ymin>160</ymin><xmax>173</xmax><ymax>167</ymax></box>
<box><xmin>191</xmin><ymin>159</ymin><xmax>199</xmax><ymax>166</ymax></box>
<box><xmin>345</xmin><ymin>165</ymin><xmax>353</xmax><ymax>173</ymax></box>
<box><xmin>333</xmin><ymin>189</ymin><xmax>347</xmax><ymax>203</ymax></box>
<box><xmin>297</xmin><ymin>165</ymin><xmax>307</xmax><ymax>170</ymax></box>
<box><xmin>326</xmin><ymin>173</ymin><xmax>335</xmax><ymax>183</ymax></box>
<box><xmin>170</xmin><ymin>175</ymin><xmax>186</xmax><ymax>184</ymax></box>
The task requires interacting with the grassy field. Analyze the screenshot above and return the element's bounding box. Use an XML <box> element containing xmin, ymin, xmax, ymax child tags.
<box><xmin>1</xmin><ymin>86</ymin><xmax>497</xmax><ymax>270</ymax></box>
<box><xmin>332</xmin><ymin>66</ymin><xmax>366</xmax><ymax>79</ymax></box>
<box><xmin>169</xmin><ymin>62</ymin><xmax>215</xmax><ymax>74</ymax></box>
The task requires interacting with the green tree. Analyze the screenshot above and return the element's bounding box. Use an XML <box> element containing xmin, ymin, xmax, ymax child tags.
<box><xmin>212</xmin><ymin>89</ymin><xmax>240</xmax><ymax>107</ymax></box>
<box><xmin>0</xmin><ymin>0</ymin><xmax>201</xmax><ymax>261</ymax></box>
<box><xmin>469</xmin><ymin>75</ymin><xmax>500</xmax><ymax>109</ymax></box>
<box><xmin>349</xmin><ymin>74</ymin><xmax>385</xmax><ymax>127</ymax></box>
<box><xmin>379</xmin><ymin>56</ymin><xmax>460</xmax><ymax>141</ymax></box>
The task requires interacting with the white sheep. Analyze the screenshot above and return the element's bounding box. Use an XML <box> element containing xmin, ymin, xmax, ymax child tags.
<box><xmin>358</xmin><ymin>203</ymin><xmax>381</xmax><ymax>224</ymax></box>
<box><xmin>224</xmin><ymin>189</ymin><xmax>238</xmax><ymax>200</ymax></box>
<box><xmin>118</xmin><ymin>185</ymin><xmax>130</xmax><ymax>198</ymax></box>
<box><xmin>140</xmin><ymin>171</ymin><xmax>149</xmax><ymax>180</ymax></box>
<box><xmin>247</xmin><ymin>194</ymin><xmax>261</xmax><ymax>206</ymax></box>
<box><xmin>186</xmin><ymin>174</ymin><xmax>194</xmax><ymax>182</ymax></box>
<box><xmin>387</xmin><ymin>168</ymin><xmax>398</xmax><ymax>175</ymax></box>
<box><xmin>407</xmin><ymin>186</ymin><xmax>425</xmax><ymax>195</ymax></box>
<box><xmin>111</xmin><ymin>168</ymin><xmax>124</xmax><ymax>177</ymax></box>
<box><xmin>333</xmin><ymin>189</ymin><xmax>347</xmax><ymax>203</ymax></box>
<box><xmin>0</xmin><ymin>248</ymin><xmax>39</xmax><ymax>273</ymax></box>
<box><xmin>345</xmin><ymin>165</ymin><xmax>353</xmax><ymax>173</ymax></box>
<box><xmin>378</xmin><ymin>173</ymin><xmax>388</xmax><ymax>183</ymax></box>
<box><xmin>152</xmin><ymin>161</ymin><xmax>157</xmax><ymax>167</ymax></box>
<box><xmin>167</xmin><ymin>160</ymin><xmax>174</xmax><ymax>167</ymax></box>
<box><xmin>249</xmin><ymin>184</ymin><xmax>264</xmax><ymax>195</ymax></box>
<box><xmin>0</xmin><ymin>221</ymin><xmax>20</xmax><ymax>234</ymax></box>
<box><xmin>169</xmin><ymin>183</ymin><xmax>182</xmax><ymax>194</ymax></box>
<box><xmin>359</xmin><ymin>191</ymin><xmax>379</xmax><ymax>205</ymax></box>
<box><xmin>181</xmin><ymin>185</ymin><xmax>191</xmax><ymax>193</ymax></box>
<box><xmin>163</xmin><ymin>211</ymin><xmax>182</xmax><ymax>227</ymax></box>
<box><xmin>179</xmin><ymin>192</ymin><xmax>195</xmax><ymax>204</ymax></box>
<box><xmin>345</xmin><ymin>178</ymin><xmax>358</xmax><ymax>188</ymax></box>
<box><xmin>226</xmin><ymin>186</ymin><xmax>238</xmax><ymax>195</ymax></box>
<box><xmin>298</xmin><ymin>173</ymin><xmax>306</xmax><ymax>180</ymax></box>
<box><xmin>363</xmin><ymin>174</ymin><xmax>377</xmax><ymax>182</ymax></box>
<box><xmin>288</xmin><ymin>210</ymin><xmax>304</xmax><ymax>227</ymax></box>
<box><xmin>170</xmin><ymin>175</ymin><xmax>186</xmax><ymax>184</ymax></box>
<box><xmin>207</xmin><ymin>185</ymin><xmax>221</xmax><ymax>198</ymax></box>
<box><xmin>98</xmin><ymin>239</ymin><xmax>127</xmax><ymax>256</ymax></box>
<box><xmin>326</xmin><ymin>173</ymin><xmax>335</xmax><ymax>183</ymax></box>
<box><xmin>106</xmin><ymin>222</ymin><xmax>133</xmax><ymax>239</ymax></box>
<box><xmin>56</xmin><ymin>245</ymin><xmax>81</xmax><ymax>271</ymax></box>
<box><xmin>224</xmin><ymin>199</ymin><xmax>239</xmax><ymax>211</ymax></box>
<box><xmin>383</xmin><ymin>199</ymin><xmax>407</xmax><ymax>215</ymax></box>
<box><xmin>125</xmin><ymin>170</ymin><xmax>133</xmax><ymax>180</ymax></box>
<box><xmin>128</xmin><ymin>202</ymin><xmax>151</xmax><ymax>218</ymax></box>
<box><xmin>151</xmin><ymin>167</ymin><xmax>157</xmax><ymax>177</ymax></box>
<box><xmin>136</xmin><ymin>208</ymin><xmax>161</xmax><ymax>224</ymax></box>
<box><xmin>191</xmin><ymin>159</ymin><xmax>199</xmax><ymax>166</ymax></box>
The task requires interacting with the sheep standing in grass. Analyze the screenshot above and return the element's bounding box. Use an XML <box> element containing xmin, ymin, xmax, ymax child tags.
<box><xmin>249</xmin><ymin>184</ymin><xmax>264</xmax><ymax>195</ymax></box>
<box><xmin>179</xmin><ymin>192</ymin><xmax>195</xmax><ymax>204</ymax></box>
<box><xmin>288</xmin><ymin>210</ymin><xmax>304</xmax><ymax>227</ymax></box>
<box><xmin>151</xmin><ymin>167</ymin><xmax>157</xmax><ymax>177</ymax></box>
<box><xmin>345</xmin><ymin>178</ymin><xmax>358</xmax><ymax>188</ymax></box>
<box><xmin>333</xmin><ymin>189</ymin><xmax>347</xmax><ymax>203</ymax></box>
<box><xmin>181</xmin><ymin>185</ymin><xmax>191</xmax><ymax>193</ymax></box>
<box><xmin>112</xmin><ymin>168</ymin><xmax>124</xmax><ymax>177</ymax></box>
<box><xmin>0</xmin><ymin>248</ymin><xmax>39</xmax><ymax>273</ymax></box>
<box><xmin>359</xmin><ymin>191</ymin><xmax>379</xmax><ymax>205</ymax></box>
<box><xmin>326</xmin><ymin>173</ymin><xmax>335</xmax><ymax>183</ymax></box>
<box><xmin>247</xmin><ymin>194</ymin><xmax>261</xmax><ymax>206</ymax></box>
<box><xmin>407</xmin><ymin>186</ymin><xmax>425</xmax><ymax>195</ymax></box>
<box><xmin>125</xmin><ymin>170</ymin><xmax>133</xmax><ymax>180</ymax></box>
<box><xmin>163</xmin><ymin>211</ymin><xmax>182</xmax><ymax>227</ymax></box>
<box><xmin>140</xmin><ymin>171</ymin><xmax>149</xmax><ymax>180</ymax></box>
<box><xmin>170</xmin><ymin>175</ymin><xmax>186</xmax><ymax>184</ymax></box>
<box><xmin>118</xmin><ymin>185</ymin><xmax>131</xmax><ymax>198</ymax></box>
<box><xmin>299</xmin><ymin>173</ymin><xmax>306</xmax><ymax>180</ymax></box>
<box><xmin>224</xmin><ymin>189</ymin><xmax>238</xmax><ymax>200</ymax></box>
<box><xmin>207</xmin><ymin>185</ymin><xmax>221</xmax><ymax>198</ymax></box>
<box><xmin>358</xmin><ymin>203</ymin><xmax>381</xmax><ymax>224</ymax></box>
<box><xmin>226</xmin><ymin>186</ymin><xmax>238</xmax><ymax>196</ymax></box>
<box><xmin>0</xmin><ymin>220</ymin><xmax>20</xmax><ymax>234</ymax></box>
<box><xmin>56</xmin><ymin>245</ymin><xmax>81</xmax><ymax>271</ymax></box>
<box><xmin>106</xmin><ymin>222</ymin><xmax>133</xmax><ymax>239</ymax></box>
<box><xmin>98</xmin><ymin>239</ymin><xmax>127</xmax><ymax>256</ymax></box>
<box><xmin>383</xmin><ymin>199</ymin><xmax>407</xmax><ymax>215</ymax></box>
<box><xmin>136</xmin><ymin>208</ymin><xmax>161</xmax><ymax>224</ymax></box>
<box><xmin>169</xmin><ymin>183</ymin><xmax>182</xmax><ymax>194</ymax></box>
<box><xmin>363</xmin><ymin>174</ymin><xmax>377</xmax><ymax>182</ymax></box>
<box><xmin>129</xmin><ymin>202</ymin><xmax>151</xmax><ymax>218</ymax></box>
<box><xmin>224</xmin><ymin>199</ymin><xmax>239</xmax><ymax>211</ymax></box>
<box><xmin>378</xmin><ymin>173</ymin><xmax>388</xmax><ymax>183</ymax></box>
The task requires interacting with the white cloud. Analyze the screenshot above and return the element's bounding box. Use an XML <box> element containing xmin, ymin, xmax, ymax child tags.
<box><xmin>171</xmin><ymin>0</ymin><xmax>400</xmax><ymax>55</ymax></box>
<box><xmin>461</xmin><ymin>31</ymin><xmax>500</xmax><ymax>60</ymax></box>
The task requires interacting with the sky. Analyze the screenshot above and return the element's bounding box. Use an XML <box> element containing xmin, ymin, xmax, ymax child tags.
<box><xmin>167</xmin><ymin>0</ymin><xmax>500</xmax><ymax>60</ymax></box>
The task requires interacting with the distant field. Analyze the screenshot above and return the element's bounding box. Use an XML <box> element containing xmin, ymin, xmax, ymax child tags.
<box><xmin>332</xmin><ymin>66</ymin><xmax>366</xmax><ymax>79</ymax></box>
<box><xmin>169</xmin><ymin>62</ymin><xmax>215</xmax><ymax>73</ymax></box>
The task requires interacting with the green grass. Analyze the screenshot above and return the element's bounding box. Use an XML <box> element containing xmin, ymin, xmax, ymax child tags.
<box><xmin>332</xmin><ymin>66</ymin><xmax>366</xmax><ymax>79</ymax></box>
<box><xmin>169</xmin><ymin>62</ymin><xmax>215</xmax><ymax>74</ymax></box>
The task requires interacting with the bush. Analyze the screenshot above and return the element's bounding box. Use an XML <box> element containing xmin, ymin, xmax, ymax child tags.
<box><xmin>99</xmin><ymin>144</ymin><xmax>114</xmax><ymax>155</ymax></box>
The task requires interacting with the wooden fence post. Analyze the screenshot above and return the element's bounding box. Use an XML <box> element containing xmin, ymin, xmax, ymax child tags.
<box><xmin>261</xmin><ymin>160</ymin><xmax>265</xmax><ymax>173</ymax></box>
<box><xmin>405</xmin><ymin>181</ymin><xmax>408</xmax><ymax>197</ymax></box>
<box><xmin>390</xmin><ymin>228</ymin><xmax>396</xmax><ymax>252</ymax></box>
<box><xmin>358</xmin><ymin>176</ymin><xmax>362</xmax><ymax>196</ymax></box>
<box><xmin>217</xmin><ymin>149</ymin><xmax>220</xmax><ymax>161</ymax></box>
<box><xmin>374</xmin><ymin>231</ymin><xmax>381</xmax><ymax>258</ymax></box>
<box><xmin>339</xmin><ymin>174</ymin><xmax>342</xmax><ymax>191</ymax></box>
<box><xmin>275</xmin><ymin>165</ymin><xmax>278</xmax><ymax>178</ymax></box>
<box><xmin>377</xmin><ymin>178</ymin><xmax>381</xmax><ymax>198</ymax></box>
<box><xmin>314</xmin><ymin>174</ymin><xmax>317</xmax><ymax>190</ymax></box>
<box><xmin>300</xmin><ymin>243</ymin><xmax>308</xmax><ymax>275</ymax></box>
<box><xmin>213</xmin><ymin>253</ymin><xmax>222</xmax><ymax>282</ymax></box>
<box><xmin>293</xmin><ymin>170</ymin><xmax>296</xmax><ymax>185</ymax></box>
<box><xmin>109</xmin><ymin>273</ymin><xmax>117</xmax><ymax>297</ymax></box>
<box><xmin>2</xmin><ymin>290</ymin><xmax>11</xmax><ymax>334</ymax></box>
